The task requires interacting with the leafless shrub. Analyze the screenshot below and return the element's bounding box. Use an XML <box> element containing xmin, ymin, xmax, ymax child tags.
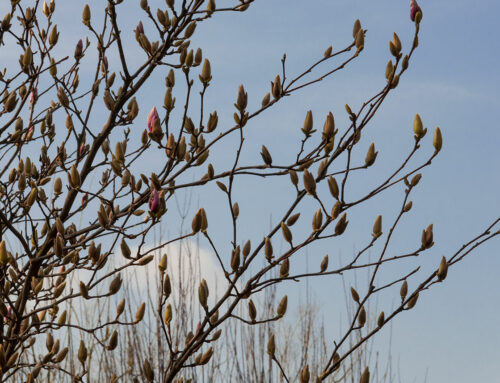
<box><xmin>0</xmin><ymin>0</ymin><xmax>497</xmax><ymax>382</ymax></box>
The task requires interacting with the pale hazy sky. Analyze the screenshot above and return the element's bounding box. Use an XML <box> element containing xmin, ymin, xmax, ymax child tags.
<box><xmin>1</xmin><ymin>1</ymin><xmax>498</xmax><ymax>382</ymax></box>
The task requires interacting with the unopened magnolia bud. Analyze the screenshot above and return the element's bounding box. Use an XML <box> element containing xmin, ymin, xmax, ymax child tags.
<box><xmin>358</xmin><ymin>306</ymin><xmax>366</xmax><ymax>327</ymax></box>
<box><xmin>107</xmin><ymin>331</ymin><xmax>118</xmax><ymax>350</ymax></box>
<box><xmin>353</xmin><ymin>19</ymin><xmax>361</xmax><ymax>38</ymax></box>
<box><xmin>281</xmin><ymin>222</ymin><xmax>292</xmax><ymax>244</ymax></box>
<box><xmin>0</xmin><ymin>240</ymin><xmax>8</xmax><ymax>266</ymax></box>
<box><xmin>410</xmin><ymin>173</ymin><xmax>422</xmax><ymax>187</ymax></box>
<box><xmin>287</xmin><ymin>213</ymin><xmax>300</xmax><ymax>227</ymax></box>
<box><xmin>236</xmin><ymin>84</ymin><xmax>248</xmax><ymax>111</ymax></box>
<box><xmin>4</xmin><ymin>91</ymin><xmax>18</xmax><ymax>112</ymax></box>
<box><xmin>207</xmin><ymin>0</ymin><xmax>216</xmax><ymax>14</ymax></box>
<box><xmin>49</xmin><ymin>24</ymin><xmax>59</xmax><ymax>46</ymax></box>
<box><xmin>327</xmin><ymin>176</ymin><xmax>339</xmax><ymax>200</ymax></box>
<box><xmin>312</xmin><ymin>208</ymin><xmax>323</xmax><ymax>232</ymax></box>
<box><xmin>372</xmin><ymin>215</ymin><xmax>382</xmax><ymax>238</ymax></box>
<box><xmin>280</xmin><ymin>257</ymin><xmax>289</xmax><ymax>278</ymax></box>
<box><xmin>322</xmin><ymin>112</ymin><xmax>335</xmax><ymax>140</ymax></box>
<box><xmin>164</xmin><ymin>303</ymin><xmax>172</xmax><ymax>325</ymax></box>
<box><xmin>200</xmin><ymin>59</ymin><xmax>212</xmax><ymax>84</ymax></box>
<box><xmin>143</xmin><ymin>359</ymin><xmax>154</xmax><ymax>381</ymax></box>
<box><xmin>192</xmin><ymin>209</ymin><xmax>203</xmax><ymax>233</ymax></box>
<box><xmin>78</xmin><ymin>340</ymin><xmax>87</xmax><ymax>364</ymax></box>
<box><xmin>331</xmin><ymin>201</ymin><xmax>342</xmax><ymax>220</ymax></box>
<box><xmin>57</xmin><ymin>87</ymin><xmax>69</xmax><ymax>108</ymax></box>
<box><xmin>198</xmin><ymin>281</ymin><xmax>208</xmax><ymax>308</ymax></box>
<box><xmin>289</xmin><ymin>169</ymin><xmax>298</xmax><ymax>186</ymax></box>
<box><xmin>402</xmin><ymin>54</ymin><xmax>409</xmax><ymax>70</ymax></box>
<box><xmin>377</xmin><ymin>311</ymin><xmax>385</xmax><ymax>328</ymax></box>
<box><xmin>433</xmin><ymin>127</ymin><xmax>442</xmax><ymax>152</ymax></box>
<box><xmin>407</xmin><ymin>292</ymin><xmax>419</xmax><ymax>309</ymax></box>
<box><xmin>421</xmin><ymin>223</ymin><xmax>434</xmax><ymax>249</ymax></box>
<box><xmin>360</xmin><ymin>367</ymin><xmax>370</xmax><ymax>383</ymax></box>
<box><xmin>261</xmin><ymin>92</ymin><xmax>271</xmax><ymax>107</ymax></box>
<box><xmin>109</xmin><ymin>275</ymin><xmax>122</xmax><ymax>295</ymax></box>
<box><xmin>272</xmin><ymin>75</ymin><xmax>281</xmax><ymax>99</ymax></box>
<box><xmin>403</xmin><ymin>201</ymin><xmax>413</xmax><ymax>212</ymax></box>
<box><xmin>136</xmin><ymin>302</ymin><xmax>146</xmax><ymax>322</ymax></box>
<box><xmin>267</xmin><ymin>334</ymin><xmax>275</xmax><ymax>356</ymax></box>
<box><xmin>277</xmin><ymin>295</ymin><xmax>288</xmax><ymax>317</ymax></box>
<box><xmin>303</xmin><ymin>169</ymin><xmax>316</xmax><ymax>196</ymax></box>
<box><xmin>300</xmin><ymin>365</ymin><xmax>310</xmax><ymax>383</ymax></box>
<box><xmin>413</xmin><ymin>114</ymin><xmax>426</xmax><ymax>139</ymax></box>
<box><xmin>82</xmin><ymin>4</ymin><xmax>91</xmax><ymax>26</ymax></box>
<box><xmin>436</xmin><ymin>256</ymin><xmax>448</xmax><ymax>281</ymax></box>
<box><xmin>320</xmin><ymin>254</ymin><xmax>328</xmax><ymax>272</ymax></box>
<box><xmin>302</xmin><ymin>110</ymin><xmax>313</xmax><ymax>136</ymax></box>
<box><xmin>260</xmin><ymin>145</ymin><xmax>272</xmax><ymax>166</ymax></box>
<box><xmin>385</xmin><ymin>60</ymin><xmax>395</xmax><ymax>81</ymax></box>
<box><xmin>264</xmin><ymin>237</ymin><xmax>273</xmax><ymax>261</ymax></box>
<box><xmin>350</xmin><ymin>287</ymin><xmax>360</xmax><ymax>303</ymax></box>
<box><xmin>365</xmin><ymin>142</ymin><xmax>378</xmax><ymax>167</ymax></box>
<box><xmin>231</xmin><ymin>246</ymin><xmax>240</xmax><ymax>271</ymax></box>
<box><xmin>248</xmin><ymin>299</ymin><xmax>257</xmax><ymax>322</ymax></box>
<box><xmin>400</xmin><ymin>280</ymin><xmax>408</xmax><ymax>301</ymax></box>
<box><xmin>184</xmin><ymin>21</ymin><xmax>196</xmax><ymax>38</ymax></box>
<box><xmin>200</xmin><ymin>347</ymin><xmax>213</xmax><ymax>365</ymax></box>
<box><xmin>70</xmin><ymin>165</ymin><xmax>80</xmax><ymax>188</ymax></box>
<box><xmin>243</xmin><ymin>240</ymin><xmax>251</xmax><ymax>258</ymax></box>
<box><xmin>355</xmin><ymin>28</ymin><xmax>364</xmax><ymax>52</ymax></box>
<box><xmin>324</xmin><ymin>45</ymin><xmax>333</xmax><ymax>57</ymax></box>
<box><xmin>121</xmin><ymin>238</ymin><xmax>131</xmax><ymax>259</ymax></box>
<box><xmin>334</xmin><ymin>213</ymin><xmax>348</xmax><ymax>235</ymax></box>
<box><xmin>392</xmin><ymin>32</ymin><xmax>402</xmax><ymax>53</ymax></box>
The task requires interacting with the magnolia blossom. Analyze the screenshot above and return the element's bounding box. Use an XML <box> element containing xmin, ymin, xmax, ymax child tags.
<box><xmin>147</xmin><ymin>106</ymin><xmax>159</xmax><ymax>133</ymax></box>
<box><xmin>149</xmin><ymin>189</ymin><xmax>160</xmax><ymax>213</ymax></box>
<box><xmin>410</xmin><ymin>0</ymin><xmax>422</xmax><ymax>21</ymax></box>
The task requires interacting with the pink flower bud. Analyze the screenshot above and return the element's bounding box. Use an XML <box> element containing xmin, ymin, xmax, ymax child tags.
<box><xmin>29</xmin><ymin>88</ymin><xmax>38</xmax><ymax>104</ymax></box>
<box><xmin>81</xmin><ymin>192</ymin><xmax>88</xmax><ymax>205</ymax></box>
<box><xmin>149</xmin><ymin>189</ymin><xmax>160</xmax><ymax>213</ymax></box>
<box><xmin>410</xmin><ymin>0</ymin><xmax>422</xmax><ymax>21</ymax></box>
<box><xmin>147</xmin><ymin>106</ymin><xmax>159</xmax><ymax>133</ymax></box>
<box><xmin>136</xmin><ymin>21</ymin><xmax>144</xmax><ymax>35</ymax></box>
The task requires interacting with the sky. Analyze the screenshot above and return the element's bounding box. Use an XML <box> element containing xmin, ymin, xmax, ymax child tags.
<box><xmin>1</xmin><ymin>0</ymin><xmax>499</xmax><ymax>382</ymax></box>
<box><xmin>163</xmin><ymin>1</ymin><xmax>500</xmax><ymax>381</ymax></box>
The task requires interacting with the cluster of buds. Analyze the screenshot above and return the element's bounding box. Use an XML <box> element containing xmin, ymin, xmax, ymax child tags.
<box><xmin>42</xmin><ymin>0</ymin><xmax>56</xmax><ymax>17</ymax></box>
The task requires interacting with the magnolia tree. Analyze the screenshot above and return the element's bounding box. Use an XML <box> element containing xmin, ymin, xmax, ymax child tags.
<box><xmin>0</xmin><ymin>0</ymin><xmax>498</xmax><ymax>382</ymax></box>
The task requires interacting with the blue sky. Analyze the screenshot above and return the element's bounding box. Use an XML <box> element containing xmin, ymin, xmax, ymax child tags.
<box><xmin>1</xmin><ymin>0</ymin><xmax>499</xmax><ymax>381</ymax></box>
<box><xmin>186</xmin><ymin>2</ymin><xmax>500</xmax><ymax>380</ymax></box>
